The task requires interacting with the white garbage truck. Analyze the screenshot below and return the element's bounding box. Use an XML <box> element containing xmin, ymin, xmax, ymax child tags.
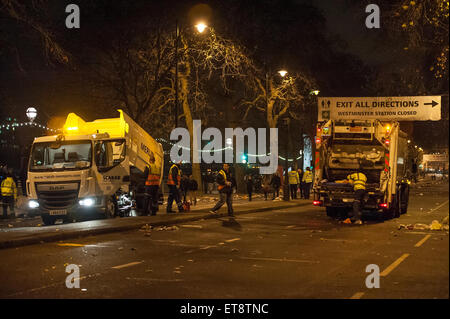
<box><xmin>26</xmin><ymin>109</ymin><xmax>164</xmax><ymax>225</ymax></box>
<box><xmin>312</xmin><ymin>120</ymin><xmax>413</xmax><ymax>219</ymax></box>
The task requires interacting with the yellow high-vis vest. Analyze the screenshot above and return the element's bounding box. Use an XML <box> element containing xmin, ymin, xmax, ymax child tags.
<box><xmin>347</xmin><ymin>172</ymin><xmax>367</xmax><ymax>191</ymax></box>
<box><xmin>1</xmin><ymin>177</ymin><xmax>17</xmax><ymax>199</ymax></box>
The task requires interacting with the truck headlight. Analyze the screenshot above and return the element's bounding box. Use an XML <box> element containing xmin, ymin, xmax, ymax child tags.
<box><xmin>28</xmin><ymin>200</ymin><xmax>39</xmax><ymax>209</ymax></box>
<box><xmin>79</xmin><ymin>198</ymin><xmax>95</xmax><ymax>207</ymax></box>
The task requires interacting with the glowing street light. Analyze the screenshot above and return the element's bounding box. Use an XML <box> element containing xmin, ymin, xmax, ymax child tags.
<box><xmin>310</xmin><ymin>90</ymin><xmax>320</xmax><ymax>95</ymax></box>
<box><xmin>195</xmin><ymin>22</ymin><xmax>208</xmax><ymax>33</ymax></box>
<box><xmin>26</xmin><ymin>107</ymin><xmax>37</xmax><ymax>122</ymax></box>
<box><xmin>278</xmin><ymin>70</ymin><xmax>288</xmax><ymax>77</ymax></box>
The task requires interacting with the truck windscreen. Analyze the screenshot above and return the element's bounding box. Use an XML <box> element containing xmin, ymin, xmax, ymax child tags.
<box><xmin>29</xmin><ymin>141</ymin><xmax>92</xmax><ymax>171</ymax></box>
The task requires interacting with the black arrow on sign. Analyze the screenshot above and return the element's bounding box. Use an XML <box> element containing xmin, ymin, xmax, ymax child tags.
<box><xmin>424</xmin><ymin>100</ymin><xmax>439</xmax><ymax>107</ymax></box>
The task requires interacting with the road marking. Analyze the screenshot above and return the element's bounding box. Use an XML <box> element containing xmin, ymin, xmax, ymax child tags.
<box><xmin>181</xmin><ymin>224</ymin><xmax>203</xmax><ymax>229</ymax></box>
<box><xmin>414</xmin><ymin>234</ymin><xmax>431</xmax><ymax>247</ymax></box>
<box><xmin>350</xmin><ymin>292</ymin><xmax>365</xmax><ymax>299</ymax></box>
<box><xmin>380</xmin><ymin>254</ymin><xmax>409</xmax><ymax>277</ymax></box>
<box><xmin>225</xmin><ymin>238</ymin><xmax>241</xmax><ymax>243</ymax></box>
<box><xmin>57</xmin><ymin>243</ymin><xmax>85</xmax><ymax>247</ymax></box>
<box><xmin>200</xmin><ymin>245</ymin><xmax>217</xmax><ymax>250</ymax></box>
<box><xmin>240</xmin><ymin>256</ymin><xmax>319</xmax><ymax>264</ymax></box>
<box><xmin>428</xmin><ymin>200</ymin><xmax>449</xmax><ymax>214</ymax></box>
<box><xmin>111</xmin><ymin>261</ymin><xmax>143</xmax><ymax>269</ymax></box>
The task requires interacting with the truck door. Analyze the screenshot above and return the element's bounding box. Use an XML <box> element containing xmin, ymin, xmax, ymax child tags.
<box><xmin>94</xmin><ymin>138</ymin><xmax>129</xmax><ymax>196</ymax></box>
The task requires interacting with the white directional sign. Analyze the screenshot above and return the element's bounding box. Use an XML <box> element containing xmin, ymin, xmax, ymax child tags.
<box><xmin>318</xmin><ymin>96</ymin><xmax>441</xmax><ymax>121</ymax></box>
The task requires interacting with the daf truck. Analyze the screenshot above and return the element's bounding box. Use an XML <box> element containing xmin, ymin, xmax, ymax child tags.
<box><xmin>312</xmin><ymin>120</ymin><xmax>412</xmax><ymax>219</ymax></box>
<box><xmin>26</xmin><ymin>110</ymin><xmax>164</xmax><ymax>225</ymax></box>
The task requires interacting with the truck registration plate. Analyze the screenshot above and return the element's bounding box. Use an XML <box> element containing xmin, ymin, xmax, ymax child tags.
<box><xmin>49</xmin><ymin>210</ymin><xmax>67</xmax><ymax>215</ymax></box>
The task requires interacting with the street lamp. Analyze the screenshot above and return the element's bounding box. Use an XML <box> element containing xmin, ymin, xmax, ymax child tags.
<box><xmin>26</xmin><ymin>107</ymin><xmax>37</xmax><ymax>122</ymax></box>
<box><xmin>278</xmin><ymin>70</ymin><xmax>288</xmax><ymax>77</ymax></box>
<box><xmin>283</xmin><ymin>117</ymin><xmax>290</xmax><ymax>201</ymax></box>
<box><xmin>195</xmin><ymin>22</ymin><xmax>207</xmax><ymax>33</ymax></box>
<box><xmin>174</xmin><ymin>21</ymin><xmax>208</xmax><ymax>128</ymax></box>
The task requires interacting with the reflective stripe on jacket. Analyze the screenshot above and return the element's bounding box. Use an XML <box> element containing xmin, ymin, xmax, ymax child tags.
<box><xmin>167</xmin><ymin>164</ymin><xmax>181</xmax><ymax>186</ymax></box>
<box><xmin>1</xmin><ymin>177</ymin><xmax>17</xmax><ymax>198</ymax></box>
<box><xmin>288</xmin><ymin>171</ymin><xmax>299</xmax><ymax>184</ymax></box>
<box><xmin>347</xmin><ymin>172</ymin><xmax>367</xmax><ymax>191</ymax></box>
<box><xmin>302</xmin><ymin>170</ymin><xmax>313</xmax><ymax>183</ymax></box>
<box><xmin>217</xmin><ymin>170</ymin><xmax>227</xmax><ymax>190</ymax></box>
<box><xmin>145</xmin><ymin>163</ymin><xmax>160</xmax><ymax>186</ymax></box>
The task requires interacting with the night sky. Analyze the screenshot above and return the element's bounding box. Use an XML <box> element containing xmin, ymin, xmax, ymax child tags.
<box><xmin>0</xmin><ymin>0</ymin><xmax>448</xmax><ymax>151</ymax></box>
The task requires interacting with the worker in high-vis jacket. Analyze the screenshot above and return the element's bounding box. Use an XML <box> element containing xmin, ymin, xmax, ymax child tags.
<box><xmin>209</xmin><ymin>164</ymin><xmax>234</xmax><ymax>217</ymax></box>
<box><xmin>166</xmin><ymin>161</ymin><xmax>184</xmax><ymax>213</ymax></box>
<box><xmin>301</xmin><ymin>167</ymin><xmax>313</xmax><ymax>199</ymax></box>
<box><xmin>143</xmin><ymin>154</ymin><xmax>160</xmax><ymax>216</ymax></box>
<box><xmin>1</xmin><ymin>172</ymin><xmax>17</xmax><ymax>218</ymax></box>
<box><xmin>288</xmin><ymin>168</ymin><xmax>300</xmax><ymax>199</ymax></box>
<box><xmin>346</xmin><ymin>168</ymin><xmax>367</xmax><ymax>225</ymax></box>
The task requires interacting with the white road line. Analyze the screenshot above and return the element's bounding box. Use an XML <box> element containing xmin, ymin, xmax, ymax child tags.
<box><xmin>428</xmin><ymin>200</ymin><xmax>449</xmax><ymax>214</ymax></box>
<box><xmin>200</xmin><ymin>245</ymin><xmax>217</xmax><ymax>250</ymax></box>
<box><xmin>181</xmin><ymin>224</ymin><xmax>203</xmax><ymax>228</ymax></box>
<box><xmin>111</xmin><ymin>261</ymin><xmax>143</xmax><ymax>269</ymax></box>
<box><xmin>350</xmin><ymin>292</ymin><xmax>365</xmax><ymax>299</ymax></box>
<box><xmin>240</xmin><ymin>256</ymin><xmax>319</xmax><ymax>263</ymax></box>
<box><xmin>380</xmin><ymin>253</ymin><xmax>409</xmax><ymax>277</ymax></box>
<box><xmin>414</xmin><ymin>234</ymin><xmax>431</xmax><ymax>247</ymax></box>
<box><xmin>225</xmin><ymin>238</ymin><xmax>241</xmax><ymax>243</ymax></box>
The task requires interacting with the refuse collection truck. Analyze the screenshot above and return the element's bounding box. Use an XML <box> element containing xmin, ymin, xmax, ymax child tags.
<box><xmin>26</xmin><ymin>109</ymin><xmax>164</xmax><ymax>225</ymax></box>
<box><xmin>312</xmin><ymin>120</ymin><xmax>413</xmax><ymax>219</ymax></box>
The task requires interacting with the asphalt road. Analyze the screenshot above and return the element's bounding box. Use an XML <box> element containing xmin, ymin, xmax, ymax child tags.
<box><xmin>0</xmin><ymin>181</ymin><xmax>448</xmax><ymax>299</ymax></box>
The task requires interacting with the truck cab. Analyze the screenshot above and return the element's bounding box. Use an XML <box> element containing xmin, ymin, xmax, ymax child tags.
<box><xmin>26</xmin><ymin>110</ymin><xmax>163</xmax><ymax>225</ymax></box>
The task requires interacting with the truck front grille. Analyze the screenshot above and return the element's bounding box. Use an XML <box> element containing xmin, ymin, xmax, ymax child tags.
<box><xmin>36</xmin><ymin>183</ymin><xmax>80</xmax><ymax>209</ymax></box>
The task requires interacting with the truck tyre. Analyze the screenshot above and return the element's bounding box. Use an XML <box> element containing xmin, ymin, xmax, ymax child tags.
<box><xmin>41</xmin><ymin>214</ymin><xmax>56</xmax><ymax>226</ymax></box>
<box><xmin>104</xmin><ymin>197</ymin><xmax>117</xmax><ymax>219</ymax></box>
<box><xmin>326</xmin><ymin>207</ymin><xmax>337</xmax><ymax>218</ymax></box>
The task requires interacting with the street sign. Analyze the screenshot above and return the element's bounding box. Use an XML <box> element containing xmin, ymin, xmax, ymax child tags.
<box><xmin>318</xmin><ymin>96</ymin><xmax>441</xmax><ymax>121</ymax></box>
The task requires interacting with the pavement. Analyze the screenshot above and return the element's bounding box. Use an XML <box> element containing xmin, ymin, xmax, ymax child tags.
<box><xmin>0</xmin><ymin>193</ymin><xmax>310</xmax><ymax>249</ymax></box>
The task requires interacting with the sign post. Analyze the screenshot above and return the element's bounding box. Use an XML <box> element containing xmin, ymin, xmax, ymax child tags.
<box><xmin>318</xmin><ymin>96</ymin><xmax>441</xmax><ymax>121</ymax></box>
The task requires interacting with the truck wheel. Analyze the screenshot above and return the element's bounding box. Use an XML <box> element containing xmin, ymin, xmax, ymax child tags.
<box><xmin>41</xmin><ymin>214</ymin><xmax>56</xmax><ymax>226</ymax></box>
<box><xmin>104</xmin><ymin>197</ymin><xmax>117</xmax><ymax>219</ymax></box>
<box><xmin>326</xmin><ymin>207</ymin><xmax>337</xmax><ymax>218</ymax></box>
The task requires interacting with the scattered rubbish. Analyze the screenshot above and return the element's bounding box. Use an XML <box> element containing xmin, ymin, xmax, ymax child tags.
<box><xmin>37</xmin><ymin>224</ymin><xmax>42</xmax><ymax>227</ymax></box>
<box><xmin>173</xmin><ymin>270</ymin><xmax>181</xmax><ymax>274</ymax></box>
<box><xmin>145</xmin><ymin>269</ymin><xmax>153</xmax><ymax>272</ymax></box>
<box><xmin>7</xmin><ymin>224</ymin><xmax>13</xmax><ymax>228</ymax></box>
<box><xmin>118</xmin><ymin>247</ymin><xmax>124</xmax><ymax>251</ymax></box>
<box><xmin>155</xmin><ymin>225</ymin><xmax>179</xmax><ymax>231</ymax></box>
<box><xmin>430</xmin><ymin>220</ymin><xmax>442</xmax><ymax>231</ymax></box>
<box><xmin>418</xmin><ymin>193</ymin><xmax>424</xmax><ymax>196</ymax></box>
<box><xmin>342</xmin><ymin>218</ymin><xmax>352</xmax><ymax>224</ymax></box>
<box><xmin>81</xmin><ymin>289</ymin><xmax>87</xmax><ymax>292</ymax></box>
<box><xmin>398</xmin><ymin>220</ymin><xmax>448</xmax><ymax>231</ymax></box>
<box><xmin>442</xmin><ymin>216</ymin><xmax>449</xmax><ymax>225</ymax></box>
<box><xmin>187</xmin><ymin>259</ymin><xmax>194</xmax><ymax>262</ymax></box>
<box><xmin>231</xmin><ymin>248</ymin><xmax>239</xmax><ymax>252</ymax></box>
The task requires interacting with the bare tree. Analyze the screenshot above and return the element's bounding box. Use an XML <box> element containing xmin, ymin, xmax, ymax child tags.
<box><xmin>242</xmin><ymin>71</ymin><xmax>316</xmax><ymax>128</ymax></box>
<box><xmin>0</xmin><ymin>0</ymin><xmax>69</xmax><ymax>68</ymax></box>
